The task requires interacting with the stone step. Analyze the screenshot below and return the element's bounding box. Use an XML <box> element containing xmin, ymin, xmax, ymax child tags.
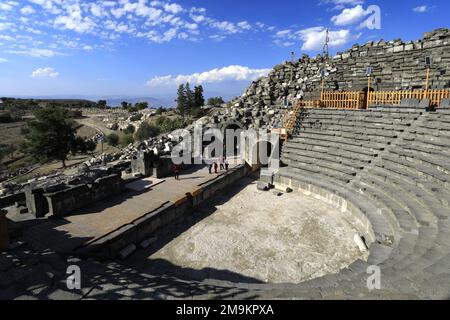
<box><xmin>283</xmin><ymin>153</ymin><xmax>359</xmax><ymax>176</ymax></box>
<box><xmin>388</xmin><ymin>148</ymin><xmax>450</xmax><ymax>173</ymax></box>
<box><xmin>283</xmin><ymin>147</ymin><xmax>367</xmax><ymax>170</ymax></box>
<box><xmin>379</xmin><ymin>155</ymin><xmax>450</xmax><ymax>186</ymax></box>
<box><xmin>296</xmin><ymin>130</ymin><xmax>389</xmax><ymax>150</ymax></box>
<box><xmin>294</xmin><ymin>132</ymin><xmax>387</xmax><ymax>150</ymax></box>
<box><xmin>364</xmin><ymin>166</ymin><xmax>449</xmax><ymax>213</ymax></box>
<box><xmin>284</xmin><ymin>142</ymin><xmax>374</xmax><ymax>164</ymax></box>
<box><xmin>397</xmin><ymin>142</ymin><xmax>450</xmax><ymax>158</ymax></box>
<box><xmin>301</xmin><ymin>119</ymin><xmax>407</xmax><ymax>134</ymax></box>
<box><xmin>291</xmin><ymin>137</ymin><xmax>380</xmax><ymax>157</ymax></box>
<box><xmin>285</xmin><ymin>161</ymin><xmax>354</xmax><ymax>184</ymax></box>
<box><xmin>352</xmin><ymin>181</ymin><xmax>419</xmax><ymax>233</ymax></box>
<box><xmin>356</xmin><ymin>176</ymin><xmax>438</xmax><ymax>227</ymax></box>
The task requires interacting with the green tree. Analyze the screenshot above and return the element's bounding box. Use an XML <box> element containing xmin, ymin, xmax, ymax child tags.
<box><xmin>194</xmin><ymin>85</ymin><xmax>205</xmax><ymax>108</ymax></box>
<box><xmin>21</xmin><ymin>107</ymin><xmax>92</xmax><ymax>168</ymax></box>
<box><xmin>97</xmin><ymin>100</ymin><xmax>107</xmax><ymax>109</ymax></box>
<box><xmin>156</xmin><ymin>107</ymin><xmax>165</xmax><ymax>115</ymax></box>
<box><xmin>135</xmin><ymin>102</ymin><xmax>149</xmax><ymax>110</ymax></box>
<box><xmin>119</xmin><ymin>133</ymin><xmax>134</xmax><ymax>146</ymax></box>
<box><xmin>123</xmin><ymin>124</ymin><xmax>136</xmax><ymax>135</ymax></box>
<box><xmin>121</xmin><ymin>101</ymin><xmax>130</xmax><ymax>110</ymax></box>
<box><xmin>176</xmin><ymin>84</ymin><xmax>187</xmax><ymax>116</ymax></box>
<box><xmin>106</xmin><ymin>133</ymin><xmax>119</xmax><ymax>146</ymax></box>
<box><xmin>185</xmin><ymin>82</ymin><xmax>194</xmax><ymax>114</ymax></box>
<box><xmin>135</xmin><ymin>122</ymin><xmax>160</xmax><ymax>141</ymax></box>
<box><xmin>207</xmin><ymin>97</ymin><xmax>225</xmax><ymax>106</ymax></box>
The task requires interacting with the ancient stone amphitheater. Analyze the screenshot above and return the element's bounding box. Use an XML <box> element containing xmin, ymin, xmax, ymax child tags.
<box><xmin>273</xmin><ymin>102</ymin><xmax>450</xmax><ymax>299</ymax></box>
<box><xmin>1</xmin><ymin>29</ymin><xmax>450</xmax><ymax>300</ymax></box>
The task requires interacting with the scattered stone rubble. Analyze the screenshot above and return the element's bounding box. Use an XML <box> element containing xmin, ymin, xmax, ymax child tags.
<box><xmin>228</xmin><ymin>28</ymin><xmax>450</xmax><ymax>125</ymax></box>
<box><xmin>104</xmin><ymin>109</ymin><xmax>156</xmax><ymax>132</ymax></box>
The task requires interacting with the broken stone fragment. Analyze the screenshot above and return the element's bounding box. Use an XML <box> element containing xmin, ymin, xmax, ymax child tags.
<box><xmin>257</xmin><ymin>182</ymin><xmax>271</xmax><ymax>191</ymax></box>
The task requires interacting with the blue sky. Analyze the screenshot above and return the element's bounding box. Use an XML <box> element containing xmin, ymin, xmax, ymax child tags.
<box><xmin>0</xmin><ymin>0</ymin><xmax>449</xmax><ymax>103</ymax></box>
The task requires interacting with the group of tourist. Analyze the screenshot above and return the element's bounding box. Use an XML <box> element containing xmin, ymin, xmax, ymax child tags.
<box><xmin>208</xmin><ymin>156</ymin><xmax>230</xmax><ymax>174</ymax></box>
<box><xmin>171</xmin><ymin>156</ymin><xmax>230</xmax><ymax>180</ymax></box>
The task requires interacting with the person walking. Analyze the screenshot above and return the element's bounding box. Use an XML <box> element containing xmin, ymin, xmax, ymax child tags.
<box><xmin>225</xmin><ymin>158</ymin><xmax>229</xmax><ymax>171</ymax></box>
<box><xmin>214</xmin><ymin>162</ymin><xmax>218</xmax><ymax>174</ymax></box>
<box><xmin>208</xmin><ymin>163</ymin><xmax>213</xmax><ymax>174</ymax></box>
<box><xmin>173</xmin><ymin>164</ymin><xmax>180</xmax><ymax>180</ymax></box>
<box><xmin>219</xmin><ymin>156</ymin><xmax>225</xmax><ymax>171</ymax></box>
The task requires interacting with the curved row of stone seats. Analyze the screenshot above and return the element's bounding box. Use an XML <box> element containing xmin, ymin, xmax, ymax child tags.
<box><xmin>284</xmin><ymin>108</ymin><xmax>423</xmax><ymax>185</ymax></box>
<box><xmin>348</xmin><ymin>109</ymin><xmax>450</xmax><ymax>298</ymax></box>
<box><xmin>369</xmin><ymin>98</ymin><xmax>430</xmax><ymax>112</ymax></box>
<box><xmin>275</xmin><ymin>107</ymin><xmax>450</xmax><ymax>299</ymax></box>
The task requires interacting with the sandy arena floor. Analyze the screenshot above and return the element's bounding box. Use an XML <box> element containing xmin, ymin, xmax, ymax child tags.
<box><xmin>147</xmin><ymin>177</ymin><xmax>368</xmax><ymax>284</ymax></box>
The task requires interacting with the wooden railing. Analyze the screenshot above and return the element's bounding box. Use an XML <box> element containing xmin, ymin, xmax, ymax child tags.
<box><xmin>299</xmin><ymin>100</ymin><xmax>321</xmax><ymax>109</ymax></box>
<box><xmin>273</xmin><ymin>88</ymin><xmax>450</xmax><ymax>142</ymax></box>
<box><xmin>320</xmin><ymin>91</ymin><xmax>365</xmax><ymax>109</ymax></box>
<box><xmin>368</xmin><ymin>89</ymin><xmax>450</xmax><ymax>107</ymax></box>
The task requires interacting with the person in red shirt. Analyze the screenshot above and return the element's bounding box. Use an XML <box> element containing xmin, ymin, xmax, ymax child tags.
<box><xmin>172</xmin><ymin>164</ymin><xmax>180</xmax><ymax>180</ymax></box>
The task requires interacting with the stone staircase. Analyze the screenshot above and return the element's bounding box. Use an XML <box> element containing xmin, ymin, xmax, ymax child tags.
<box><xmin>275</xmin><ymin>105</ymin><xmax>450</xmax><ymax>299</ymax></box>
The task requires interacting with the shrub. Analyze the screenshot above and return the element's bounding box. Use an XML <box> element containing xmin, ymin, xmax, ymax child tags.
<box><xmin>123</xmin><ymin>124</ymin><xmax>135</xmax><ymax>135</ymax></box>
<box><xmin>0</xmin><ymin>113</ymin><xmax>13</xmax><ymax>123</ymax></box>
<box><xmin>67</xmin><ymin>110</ymin><xmax>83</xmax><ymax>119</ymax></box>
<box><xmin>119</xmin><ymin>134</ymin><xmax>134</xmax><ymax>146</ymax></box>
<box><xmin>190</xmin><ymin>107</ymin><xmax>206</xmax><ymax>118</ymax></box>
<box><xmin>106</xmin><ymin>133</ymin><xmax>119</xmax><ymax>146</ymax></box>
<box><xmin>207</xmin><ymin>97</ymin><xmax>225</xmax><ymax>106</ymax></box>
<box><xmin>129</xmin><ymin>113</ymin><xmax>143</xmax><ymax>121</ymax></box>
<box><xmin>135</xmin><ymin>122</ymin><xmax>160</xmax><ymax>141</ymax></box>
<box><xmin>154</xmin><ymin>116</ymin><xmax>189</xmax><ymax>133</ymax></box>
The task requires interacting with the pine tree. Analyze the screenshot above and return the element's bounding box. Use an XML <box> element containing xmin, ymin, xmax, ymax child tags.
<box><xmin>176</xmin><ymin>84</ymin><xmax>187</xmax><ymax>116</ymax></box>
<box><xmin>194</xmin><ymin>85</ymin><xmax>205</xmax><ymax>108</ymax></box>
<box><xmin>185</xmin><ymin>82</ymin><xmax>194</xmax><ymax>114</ymax></box>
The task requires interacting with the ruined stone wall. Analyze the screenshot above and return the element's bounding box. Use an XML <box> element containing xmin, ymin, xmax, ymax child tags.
<box><xmin>46</xmin><ymin>174</ymin><xmax>124</xmax><ymax>217</ymax></box>
<box><xmin>237</xmin><ymin>28</ymin><xmax>450</xmax><ymax>107</ymax></box>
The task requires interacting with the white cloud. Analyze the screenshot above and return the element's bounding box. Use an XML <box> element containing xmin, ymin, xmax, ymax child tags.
<box><xmin>54</xmin><ymin>4</ymin><xmax>96</xmax><ymax>33</ymax></box>
<box><xmin>0</xmin><ymin>22</ymin><xmax>13</xmax><ymax>31</ymax></box>
<box><xmin>29</xmin><ymin>0</ymin><xmax>61</xmax><ymax>15</ymax></box>
<box><xmin>323</xmin><ymin>0</ymin><xmax>365</xmax><ymax>10</ymax></box>
<box><xmin>297</xmin><ymin>27</ymin><xmax>359</xmax><ymax>51</ymax></box>
<box><xmin>90</xmin><ymin>3</ymin><xmax>104</xmax><ymax>17</ymax></box>
<box><xmin>413</xmin><ymin>5</ymin><xmax>429</xmax><ymax>13</ymax></box>
<box><xmin>0</xmin><ymin>1</ymin><xmax>17</xmax><ymax>11</ymax></box>
<box><xmin>20</xmin><ymin>5</ymin><xmax>35</xmax><ymax>15</ymax></box>
<box><xmin>147</xmin><ymin>65</ymin><xmax>271</xmax><ymax>87</ymax></box>
<box><xmin>0</xmin><ymin>57</ymin><xmax>8</xmax><ymax>63</ymax></box>
<box><xmin>209</xmin><ymin>34</ymin><xmax>226</xmax><ymax>42</ymax></box>
<box><xmin>163</xmin><ymin>3</ymin><xmax>183</xmax><ymax>14</ymax></box>
<box><xmin>8</xmin><ymin>48</ymin><xmax>62</xmax><ymax>57</ymax></box>
<box><xmin>31</xmin><ymin>67</ymin><xmax>59</xmax><ymax>78</ymax></box>
<box><xmin>0</xmin><ymin>34</ymin><xmax>14</xmax><ymax>41</ymax></box>
<box><xmin>331</xmin><ymin>5</ymin><xmax>369</xmax><ymax>26</ymax></box>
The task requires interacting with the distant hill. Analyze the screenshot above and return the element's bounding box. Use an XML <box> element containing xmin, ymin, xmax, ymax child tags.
<box><xmin>105</xmin><ymin>96</ymin><xmax>174</xmax><ymax>108</ymax></box>
<box><xmin>2</xmin><ymin>95</ymin><xmax>176</xmax><ymax>108</ymax></box>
